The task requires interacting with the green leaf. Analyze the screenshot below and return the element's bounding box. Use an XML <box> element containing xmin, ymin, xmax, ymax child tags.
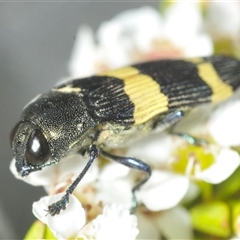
<box><xmin>24</xmin><ymin>220</ymin><xmax>56</xmax><ymax>240</ymax></box>
<box><xmin>197</xmin><ymin>181</ymin><xmax>213</xmax><ymax>202</ymax></box>
<box><xmin>44</xmin><ymin>224</ymin><xmax>56</xmax><ymax>239</ymax></box>
<box><xmin>215</xmin><ymin>166</ymin><xmax>240</xmax><ymax>200</ymax></box>
<box><xmin>190</xmin><ymin>201</ymin><xmax>231</xmax><ymax>238</ymax></box>
<box><xmin>24</xmin><ymin>220</ymin><xmax>45</xmax><ymax>239</ymax></box>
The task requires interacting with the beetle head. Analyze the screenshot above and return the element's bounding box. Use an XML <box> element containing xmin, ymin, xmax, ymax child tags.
<box><xmin>10</xmin><ymin>121</ymin><xmax>51</xmax><ymax>176</ymax></box>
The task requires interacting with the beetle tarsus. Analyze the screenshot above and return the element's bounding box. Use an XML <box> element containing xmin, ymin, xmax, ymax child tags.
<box><xmin>130</xmin><ymin>192</ymin><xmax>138</xmax><ymax>214</ymax></box>
<box><xmin>47</xmin><ymin>193</ymin><xmax>69</xmax><ymax>216</ymax></box>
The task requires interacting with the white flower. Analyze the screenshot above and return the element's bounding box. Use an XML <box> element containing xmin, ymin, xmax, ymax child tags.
<box><xmin>137</xmin><ymin>170</ymin><xmax>189</xmax><ymax>211</ymax></box>
<box><xmin>206</xmin><ymin>2</ymin><xmax>240</xmax><ymax>37</ymax></box>
<box><xmin>179</xmin><ymin>133</ymin><xmax>240</xmax><ymax>185</ymax></box>
<box><xmin>69</xmin><ymin>26</ymin><xmax>100</xmax><ymax>78</ymax></box>
<box><xmin>126</xmin><ymin>132</ymin><xmax>174</xmax><ymax>166</ymax></box>
<box><xmin>136</xmin><ymin>206</ymin><xmax>193</xmax><ymax>239</ymax></box>
<box><xmin>88</xmin><ymin>204</ymin><xmax>139</xmax><ymax>240</ymax></box>
<box><xmin>11</xmin><ymin>152</ymin><xmax>138</xmax><ymax>238</ymax></box>
<box><xmin>10</xmin><ymin>158</ymin><xmax>56</xmax><ymax>187</ymax></box>
<box><xmin>163</xmin><ymin>2</ymin><xmax>212</xmax><ymax>57</ymax></box>
<box><xmin>32</xmin><ymin>193</ymin><xmax>86</xmax><ymax>239</ymax></box>
<box><xmin>126</xmin><ymin>109</ymin><xmax>240</xmax><ymax>211</ymax></box>
<box><xmin>125</xmin><ymin>133</ymin><xmax>190</xmax><ymax>211</ymax></box>
<box><xmin>96</xmin><ymin>7</ymin><xmax>163</xmax><ymax>67</ymax></box>
<box><xmin>10</xmin><ymin>153</ymin><xmax>99</xmax><ymax>193</ymax></box>
<box><xmin>68</xmin><ymin>5</ymin><xmax>213</xmax><ymax>78</ymax></box>
<box><xmin>95</xmin><ymin>162</ymin><xmax>132</xmax><ymax>208</ymax></box>
<box><xmin>208</xmin><ymin>100</ymin><xmax>240</xmax><ymax>147</ymax></box>
<box><xmin>155</xmin><ymin>206</ymin><xmax>193</xmax><ymax>239</ymax></box>
<box><xmin>173</xmin><ymin>101</ymin><xmax>240</xmax><ymax>183</ymax></box>
<box><xmin>194</xmin><ymin>147</ymin><xmax>240</xmax><ymax>184</ymax></box>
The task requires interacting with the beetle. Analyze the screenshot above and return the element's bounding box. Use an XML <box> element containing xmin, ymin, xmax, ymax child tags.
<box><xmin>10</xmin><ymin>55</ymin><xmax>240</xmax><ymax>216</ymax></box>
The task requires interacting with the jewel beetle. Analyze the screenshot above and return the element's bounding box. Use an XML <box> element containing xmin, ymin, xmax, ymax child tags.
<box><xmin>10</xmin><ymin>55</ymin><xmax>240</xmax><ymax>216</ymax></box>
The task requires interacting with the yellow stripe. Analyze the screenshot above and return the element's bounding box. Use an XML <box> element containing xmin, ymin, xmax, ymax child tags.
<box><xmin>101</xmin><ymin>67</ymin><xmax>139</xmax><ymax>79</ymax></box>
<box><xmin>101</xmin><ymin>67</ymin><xmax>169</xmax><ymax>125</ymax></box>
<box><xmin>52</xmin><ymin>85</ymin><xmax>82</xmax><ymax>93</ymax></box>
<box><xmin>184</xmin><ymin>57</ymin><xmax>203</xmax><ymax>64</ymax></box>
<box><xmin>197</xmin><ymin>62</ymin><xmax>233</xmax><ymax>102</ymax></box>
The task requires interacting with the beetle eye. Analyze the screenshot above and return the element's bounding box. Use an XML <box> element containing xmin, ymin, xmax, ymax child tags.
<box><xmin>25</xmin><ymin>129</ymin><xmax>50</xmax><ymax>165</ymax></box>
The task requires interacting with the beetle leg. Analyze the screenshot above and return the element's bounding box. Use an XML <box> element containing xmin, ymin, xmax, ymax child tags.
<box><xmin>155</xmin><ymin>110</ymin><xmax>208</xmax><ymax>146</ymax></box>
<box><xmin>153</xmin><ymin>110</ymin><xmax>185</xmax><ymax>132</ymax></box>
<box><xmin>47</xmin><ymin>144</ymin><xmax>99</xmax><ymax>216</ymax></box>
<box><xmin>166</xmin><ymin>111</ymin><xmax>208</xmax><ymax>146</ymax></box>
<box><xmin>170</xmin><ymin>132</ymin><xmax>208</xmax><ymax>146</ymax></box>
<box><xmin>100</xmin><ymin>149</ymin><xmax>151</xmax><ymax>214</ymax></box>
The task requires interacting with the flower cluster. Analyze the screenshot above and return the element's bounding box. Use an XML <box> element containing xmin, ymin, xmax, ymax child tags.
<box><xmin>11</xmin><ymin>2</ymin><xmax>240</xmax><ymax>239</ymax></box>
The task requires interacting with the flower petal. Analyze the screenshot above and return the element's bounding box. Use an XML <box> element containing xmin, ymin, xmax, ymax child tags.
<box><xmin>10</xmin><ymin>158</ymin><xmax>55</xmax><ymax>186</ymax></box>
<box><xmin>156</xmin><ymin>206</ymin><xmax>193</xmax><ymax>239</ymax></box>
<box><xmin>126</xmin><ymin>132</ymin><xmax>174</xmax><ymax>166</ymax></box>
<box><xmin>207</xmin><ymin>2</ymin><xmax>240</xmax><ymax>37</ymax></box>
<box><xmin>138</xmin><ymin>170</ymin><xmax>189</xmax><ymax>211</ymax></box>
<box><xmin>68</xmin><ymin>25</ymin><xmax>99</xmax><ymax>77</ymax></box>
<box><xmin>10</xmin><ymin>153</ymin><xmax>98</xmax><ymax>192</ymax></box>
<box><xmin>96</xmin><ymin>178</ymin><xmax>132</xmax><ymax>208</ymax></box>
<box><xmin>135</xmin><ymin>211</ymin><xmax>160</xmax><ymax>240</ymax></box>
<box><xmin>32</xmin><ymin>193</ymin><xmax>86</xmax><ymax>239</ymax></box>
<box><xmin>164</xmin><ymin>3</ymin><xmax>202</xmax><ymax>45</ymax></box>
<box><xmin>208</xmin><ymin>100</ymin><xmax>240</xmax><ymax>146</ymax></box>
<box><xmin>90</xmin><ymin>204</ymin><xmax>139</xmax><ymax>240</ymax></box>
<box><xmin>182</xmin><ymin>182</ymin><xmax>200</xmax><ymax>203</ymax></box>
<box><xmin>184</xmin><ymin>34</ymin><xmax>213</xmax><ymax>57</ymax></box>
<box><xmin>97</xmin><ymin>7</ymin><xmax>163</xmax><ymax>67</ymax></box>
<box><xmin>195</xmin><ymin>148</ymin><xmax>240</xmax><ymax>184</ymax></box>
<box><xmin>99</xmin><ymin>162</ymin><xmax>130</xmax><ymax>181</ymax></box>
<box><xmin>56</xmin><ymin>154</ymin><xmax>99</xmax><ymax>187</ymax></box>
